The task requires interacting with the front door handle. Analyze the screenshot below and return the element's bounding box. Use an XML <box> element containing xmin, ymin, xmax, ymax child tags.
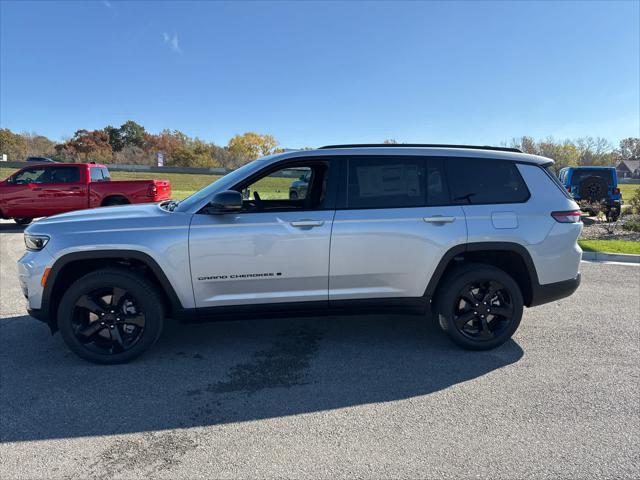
<box><xmin>32</xmin><ymin>187</ymin><xmax>42</xmax><ymax>191</ymax></box>
<box><xmin>423</xmin><ymin>216</ymin><xmax>455</xmax><ymax>224</ymax></box>
<box><xmin>69</xmin><ymin>186</ymin><xmax>81</xmax><ymax>190</ymax></box>
<box><xmin>290</xmin><ymin>220</ymin><xmax>325</xmax><ymax>228</ymax></box>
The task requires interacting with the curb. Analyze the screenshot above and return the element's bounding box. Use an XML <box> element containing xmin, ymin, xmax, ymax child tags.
<box><xmin>581</xmin><ymin>251</ymin><xmax>640</xmax><ymax>264</ymax></box>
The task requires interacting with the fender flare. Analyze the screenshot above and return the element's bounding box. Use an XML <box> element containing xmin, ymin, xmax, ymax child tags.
<box><xmin>423</xmin><ymin>241</ymin><xmax>540</xmax><ymax>302</ymax></box>
<box><xmin>41</xmin><ymin>250</ymin><xmax>183</xmax><ymax>330</ymax></box>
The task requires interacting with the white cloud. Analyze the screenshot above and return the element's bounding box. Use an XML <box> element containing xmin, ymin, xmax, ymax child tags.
<box><xmin>163</xmin><ymin>32</ymin><xmax>183</xmax><ymax>54</ymax></box>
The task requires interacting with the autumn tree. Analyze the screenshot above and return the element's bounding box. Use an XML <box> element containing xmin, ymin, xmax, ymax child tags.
<box><xmin>227</xmin><ymin>132</ymin><xmax>279</xmax><ymax>165</ymax></box>
<box><xmin>0</xmin><ymin>128</ymin><xmax>28</xmax><ymax>161</ymax></box>
<box><xmin>57</xmin><ymin>129</ymin><xmax>112</xmax><ymax>162</ymax></box>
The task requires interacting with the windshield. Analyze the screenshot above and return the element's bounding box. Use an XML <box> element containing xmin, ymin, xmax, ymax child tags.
<box><xmin>174</xmin><ymin>160</ymin><xmax>264</xmax><ymax>212</ymax></box>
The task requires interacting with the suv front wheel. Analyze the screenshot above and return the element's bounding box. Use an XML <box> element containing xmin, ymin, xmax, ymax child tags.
<box><xmin>57</xmin><ymin>268</ymin><xmax>164</xmax><ymax>364</ymax></box>
<box><xmin>435</xmin><ymin>264</ymin><xmax>524</xmax><ymax>350</ymax></box>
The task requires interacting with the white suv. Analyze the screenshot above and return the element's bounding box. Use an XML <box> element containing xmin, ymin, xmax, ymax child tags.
<box><xmin>19</xmin><ymin>144</ymin><xmax>582</xmax><ymax>363</ymax></box>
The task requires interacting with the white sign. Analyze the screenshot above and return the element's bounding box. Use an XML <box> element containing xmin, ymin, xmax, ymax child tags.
<box><xmin>1</xmin><ymin>154</ymin><xmax>7</xmax><ymax>162</ymax></box>
<box><xmin>157</xmin><ymin>152</ymin><xmax>164</xmax><ymax>167</ymax></box>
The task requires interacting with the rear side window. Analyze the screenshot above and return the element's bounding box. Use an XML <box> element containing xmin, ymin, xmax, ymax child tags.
<box><xmin>446</xmin><ymin>158</ymin><xmax>529</xmax><ymax>204</ymax></box>
<box><xmin>101</xmin><ymin>167</ymin><xmax>111</xmax><ymax>180</ymax></box>
<box><xmin>90</xmin><ymin>168</ymin><xmax>104</xmax><ymax>182</ymax></box>
<box><xmin>347</xmin><ymin>157</ymin><xmax>425</xmax><ymax>209</ymax></box>
<box><xmin>47</xmin><ymin>166</ymin><xmax>80</xmax><ymax>184</ymax></box>
<box><xmin>425</xmin><ymin>158</ymin><xmax>450</xmax><ymax>206</ymax></box>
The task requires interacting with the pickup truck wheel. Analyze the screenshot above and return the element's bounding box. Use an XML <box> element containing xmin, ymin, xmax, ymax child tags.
<box><xmin>57</xmin><ymin>269</ymin><xmax>164</xmax><ymax>364</ymax></box>
<box><xmin>102</xmin><ymin>196</ymin><xmax>129</xmax><ymax>206</ymax></box>
<box><xmin>435</xmin><ymin>264</ymin><xmax>523</xmax><ymax>350</ymax></box>
<box><xmin>14</xmin><ymin>217</ymin><xmax>32</xmax><ymax>226</ymax></box>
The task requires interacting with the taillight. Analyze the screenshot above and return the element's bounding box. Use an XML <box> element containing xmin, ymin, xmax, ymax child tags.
<box><xmin>613</xmin><ymin>187</ymin><xmax>620</xmax><ymax>194</ymax></box>
<box><xmin>566</xmin><ymin>186</ymin><xmax>571</xmax><ymax>193</ymax></box>
<box><xmin>147</xmin><ymin>184</ymin><xmax>158</xmax><ymax>197</ymax></box>
<box><xmin>551</xmin><ymin>210</ymin><xmax>582</xmax><ymax>223</ymax></box>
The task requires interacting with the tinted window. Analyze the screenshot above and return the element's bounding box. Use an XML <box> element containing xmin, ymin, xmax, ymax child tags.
<box><xmin>100</xmin><ymin>167</ymin><xmax>111</xmax><ymax>180</ymax></box>
<box><xmin>47</xmin><ymin>166</ymin><xmax>80</xmax><ymax>184</ymax></box>
<box><xmin>90</xmin><ymin>168</ymin><xmax>103</xmax><ymax>182</ymax></box>
<box><xmin>13</xmin><ymin>167</ymin><xmax>47</xmax><ymax>184</ymax></box>
<box><xmin>446</xmin><ymin>158</ymin><xmax>529</xmax><ymax>204</ymax></box>
<box><xmin>426</xmin><ymin>158</ymin><xmax>450</xmax><ymax>206</ymax></box>
<box><xmin>347</xmin><ymin>157</ymin><xmax>425</xmax><ymax>209</ymax></box>
<box><xmin>570</xmin><ymin>169</ymin><xmax>613</xmax><ymax>185</ymax></box>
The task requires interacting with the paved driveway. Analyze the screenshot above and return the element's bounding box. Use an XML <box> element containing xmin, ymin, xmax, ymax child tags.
<box><xmin>1</xmin><ymin>220</ymin><xmax>638</xmax><ymax>479</ymax></box>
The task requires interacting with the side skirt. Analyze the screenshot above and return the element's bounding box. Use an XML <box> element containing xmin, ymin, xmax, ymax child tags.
<box><xmin>173</xmin><ymin>297</ymin><xmax>428</xmax><ymax>323</ymax></box>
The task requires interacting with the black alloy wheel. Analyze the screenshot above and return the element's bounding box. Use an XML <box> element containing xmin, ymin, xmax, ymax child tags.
<box><xmin>71</xmin><ymin>286</ymin><xmax>146</xmax><ymax>355</ymax></box>
<box><xmin>452</xmin><ymin>280</ymin><xmax>514</xmax><ymax>341</ymax></box>
<box><xmin>58</xmin><ymin>268</ymin><xmax>164</xmax><ymax>364</ymax></box>
<box><xmin>436</xmin><ymin>264</ymin><xmax>524</xmax><ymax>350</ymax></box>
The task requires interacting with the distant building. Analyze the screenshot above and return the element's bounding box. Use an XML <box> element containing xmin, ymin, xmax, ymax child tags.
<box><xmin>616</xmin><ymin>159</ymin><xmax>640</xmax><ymax>179</ymax></box>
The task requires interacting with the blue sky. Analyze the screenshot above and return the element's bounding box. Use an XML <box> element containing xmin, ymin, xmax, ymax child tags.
<box><xmin>1</xmin><ymin>0</ymin><xmax>638</xmax><ymax>148</ymax></box>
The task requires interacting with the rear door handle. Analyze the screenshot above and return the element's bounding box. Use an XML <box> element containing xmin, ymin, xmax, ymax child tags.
<box><xmin>32</xmin><ymin>187</ymin><xmax>42</xmax><ymax>191</ymax></box>
<box><xmin>423</xmin><ymin>216</ymin><xmax>455</xmax><ymax>224</ymax></box>
<box><xmin>69</xmin><ymin>186</ymin><xmax>81</xmax><ymax>190</ymax></box>
<box><xmin>290</xmin><ymin>220</ymin><xmax>325</xmax><ymax>228</ymax></box>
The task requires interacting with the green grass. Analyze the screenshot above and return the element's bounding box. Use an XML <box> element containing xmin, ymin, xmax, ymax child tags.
<box><xmin>579</xmin><ymin>239</ymin><xmax>640</xmax><ymax>255</ymax></box>
<box><xmin>620</xmin><ymin>183</ymin><xmax>640</xmax><ymax>200</ymax></box>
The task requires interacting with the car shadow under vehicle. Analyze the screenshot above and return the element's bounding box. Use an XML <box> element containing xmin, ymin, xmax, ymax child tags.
<box><xmin>0</xmin><ymin>313</ymin><xmax>523</xmax><ymax>443</ymax></box>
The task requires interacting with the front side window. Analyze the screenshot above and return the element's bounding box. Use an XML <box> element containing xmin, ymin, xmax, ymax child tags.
<box><xmin>446</xmin><ymin>158</ymin><xmax>529</xmax><ymax>204</ymax></box>
<box><xmin>12</xmin><ymin>167</ymin><xmax>47</xmax><ymax>184</ymax></box>
<box><xmin>347</xmin><ymin>157</ymin><xmax>425</xmax><ymax>209</ymax></box>
<box><xmin>237</xmin><ymin>162</ymin><xmax>331</xmax><ymax>212</ymax></box>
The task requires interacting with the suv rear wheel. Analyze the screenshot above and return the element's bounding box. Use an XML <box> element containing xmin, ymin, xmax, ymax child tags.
<box><xmin>57</xmin><ymin>268</ymin><xmax>164</xmax><ymax>364</ymax></box>
<box><xmin>435</xmin><ymin>264</ymin><xmax>523</xmax><ymax>350</ymax></box>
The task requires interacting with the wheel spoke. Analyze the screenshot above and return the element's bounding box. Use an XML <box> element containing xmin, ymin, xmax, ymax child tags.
<box><xmin>123</xmin><ymin>314</ymin><xmax>145</xmax><ymax>328</ymax></box>
<box><xmin>461</xmin><ymin>287</ymin><xmax>478</xmax><ymax>306</ymax></box>
<box><xmin>110</xmin><ymin>287</ymin><xmax>126</xmax><ymax>307</ymax></box>
<box><xmin>479</xmin><ymin>318</ymin><xmax>493</xmax><ymax>339</ymax></box>
<box><xmin>76</xmin><ymin>295</ymin><xmax>106</xmax><ymax>316</ymax></box>
<box><xmin>77</xmin><ymin>321</ymin><xmax>105</xmax><ymax>340</ymax></box>
<box><xmin>454</xmin><ymin>311</ymin><xmax>476</xmax><ymax>329</ymax></box>
<box><xmin>483</xmin><ymin>281</ymin><xmax>500</xmax><ymax>302</ymax></box>
<box><xmin>109</xmin><ymin>326</ymin><xmax>125</xmax><ymax>352</ymax></box>
<box><xmin>490</xmin><ymin>306</ymin><xmax>512</xmax><ymax>318</ymax></box>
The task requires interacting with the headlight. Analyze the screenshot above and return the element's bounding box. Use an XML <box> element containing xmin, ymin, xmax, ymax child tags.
<box><xmin>24</xmin><ymin>234</ymin><xmax>50</xmax><ymax>251</ymax></box>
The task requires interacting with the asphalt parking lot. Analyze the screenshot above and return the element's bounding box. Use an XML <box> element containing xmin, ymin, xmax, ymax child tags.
<box><xmin>0</xmin><ymin>220</ymin><xmax>639</xmax><ymax>479</ymax></box>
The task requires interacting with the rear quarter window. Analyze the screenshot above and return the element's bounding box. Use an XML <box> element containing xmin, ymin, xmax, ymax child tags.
<box><xmin>446</xmin><ymin>158</ymin><xmax>530</xmax><ymax>204</ymax></box>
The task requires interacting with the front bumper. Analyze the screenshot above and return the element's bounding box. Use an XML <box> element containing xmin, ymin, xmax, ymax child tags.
<box><xmin>529</xmin><ymin>273</ymin><xmax>581</xmax><ymax>307</ymax></box>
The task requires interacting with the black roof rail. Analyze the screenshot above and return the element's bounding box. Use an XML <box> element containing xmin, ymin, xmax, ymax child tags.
<box><xmin>318</xmin><ymin>143</ymin><xmax>523</xmax><ymax>153</ymax></box>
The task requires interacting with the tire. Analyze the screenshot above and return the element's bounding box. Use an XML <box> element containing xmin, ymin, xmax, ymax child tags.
<box><xmin>435</xmin><ymin>264</ymin><xmax>524</xmax><ymax>350</ymax></box>
<box><xmin>102</xmin><ymin>196</ymin><xmax>129</xmax><ymax>207</ymax></box>
<box><xmin>578</xmin><ymin>176</ymin><xmax>608</xmax><ymax>202</ymax></box>
<box><xmin>14</xmin><ymin>217</ymin><xmax>32</xmax><ymax>226</ymax></box>
<box><xmin>289</xmin><ymin>191</ymin><xmax>298</xmax><ymax>200</ymax></box>
<box><xmin>57</xmin><ymin>268</ymin><xmax>164</xmax><ymax>364</ymax></box>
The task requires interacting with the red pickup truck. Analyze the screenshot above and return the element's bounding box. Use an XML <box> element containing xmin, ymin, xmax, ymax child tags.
<box><xmin>0</xmin><ymin>163</ymin><xmax>171</xmax><ymax>225</ymax></box>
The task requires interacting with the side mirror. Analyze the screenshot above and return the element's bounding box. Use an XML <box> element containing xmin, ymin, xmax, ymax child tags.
<box><xmin>208</xmin><ymin>190</ymin><xmax>242</xmax><ymax>214</ymax></box>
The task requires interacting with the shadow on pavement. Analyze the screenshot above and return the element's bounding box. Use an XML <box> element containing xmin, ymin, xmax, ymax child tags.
<box><xmin>0</xmin><ymin>313</ymin><xmax>523</xmax><ymax>442</ymax></box>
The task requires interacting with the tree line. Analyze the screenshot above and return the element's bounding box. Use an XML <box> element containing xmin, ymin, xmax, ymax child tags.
<box><xmin>1</xmin><ymin>122</ymin><xmax>638</xmax><ymax>172</ymax></box>
<box><xmin>0</xmin><ymin>121</ymin><xmax>280</xmax><ymax>170</ymax></box>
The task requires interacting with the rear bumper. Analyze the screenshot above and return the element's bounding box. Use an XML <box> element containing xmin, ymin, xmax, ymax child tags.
<box><xmin>529</xmin><ymin>273</ymin><xmax>581</xmax><ymax>307</ymax></box>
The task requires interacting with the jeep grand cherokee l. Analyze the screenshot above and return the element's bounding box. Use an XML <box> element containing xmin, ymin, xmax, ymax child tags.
<box><xmin>18</xmin><ymin>144</ymin><xmax>582</xmax><ymax>364</ymax></box>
